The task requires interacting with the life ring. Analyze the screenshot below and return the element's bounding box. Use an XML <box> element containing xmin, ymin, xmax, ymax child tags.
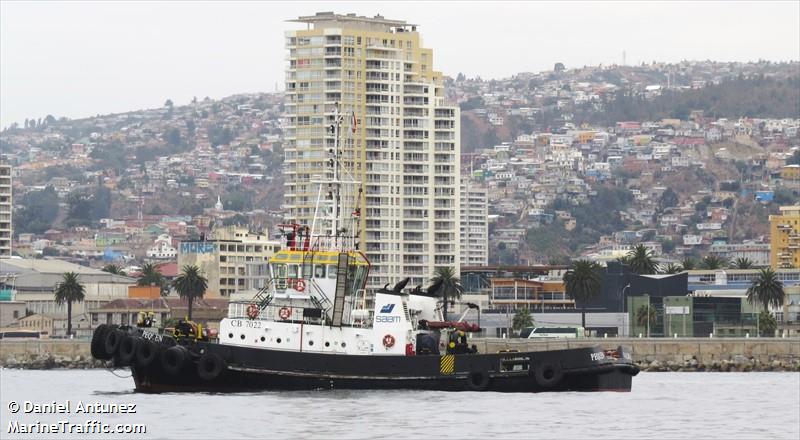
<box><xmin>467</xmin><ymin>371</ymin><xmax>491</xmax><ymax>391</ymax></box>
<box><xmin>279</xmin><ymin>307</ymin><xmax>292</xmax><ymax>320</ymax></box>
<box><xmin>246</xmin><ymin>304</ymin><xmax>260</xmax><ymax>319</ymax></box>
<box><xmin>295</xmin><ymin>279</ymin><xmax>306</xmax><ymax>292</ymax></box>
<box><xmin>534</xmin><ymin>362</ymin><xmax>564</xmax><ymax>388</ymax></box>
<box><xmin>382</xmin><ymin>334</ymin><xmax>395</xmax><ymax>348</ymax></box>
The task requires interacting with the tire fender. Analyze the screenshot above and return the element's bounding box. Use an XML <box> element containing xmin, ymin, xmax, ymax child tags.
<box><xmin>91</xmin><ymin>324</ymin><xmax>113</xmax><ymax>360</ymax></box>
<box><xmin>466</xmin><ymin>370</ymin><xmax>491</xmax><ymax>391</ymax></box>
<box><xmin>119</xmin><ymin>335</ymin><xmax>140</xmax><ymax>365</ymax></box>
<box><xmin>534</xmin><ymin>362</ymin><xmax>564</xmax><ymax>388</ymax></box>
<box><xmin>197</xmin><ymin>352</ymin><xmax>226</xmax><ymax>381</ymax></box>
<box><xmin>161</xmin><ymin>345</ymin><xmax>189</xmax><ymax>375</ymax></box>
<box><xmin>104</xmin><ymin>329</ymin><xmax>125</xmax><ymax>356</ymax></box>
<box><xmin>136</xmin><ymin>339</ymin><xmax>160</xmax><ymax>367</ymax></box>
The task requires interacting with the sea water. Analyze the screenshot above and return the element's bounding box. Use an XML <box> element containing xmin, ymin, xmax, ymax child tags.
<box><xmin>1</xmin><ymin>369</ymin><xmax>798</xmax><ymax>439</ymax></box>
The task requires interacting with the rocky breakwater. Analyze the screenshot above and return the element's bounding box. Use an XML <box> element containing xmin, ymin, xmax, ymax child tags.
<box><xmin>636</xmin><ymin>356</ymin><xmax>800</xmax><ymax>372</ymax></box>
<box><xmin>2</xmin><ymin>353</ymin><xmax>105</xmax><ymax>369</ymax></box>
<box><xmin>0</xmin><ymin>340</ymin><xmax>102</xmax><ymax>369</ymax></box>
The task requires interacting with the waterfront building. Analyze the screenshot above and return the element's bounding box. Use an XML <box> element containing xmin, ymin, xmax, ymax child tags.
<box><xmin>770</xmin><ymin>205</ymin><xmax>800</xmax><ymax>269</ymax></box>
<box><xmin>708</xmin><ymin>242</ymin><xmax>771</xmax><ymax>267</ymax></box>
<box><xmin>0</xmin><ymin>161</ymin><xmax>11</xmax><ymax>258</ymax></box>
<box><xmin>177</xmin><ymin>226</ymin><xmax>281</xmax><ymax>297</ymax></box>
<box><xmin>283</xmin><ymin>12</ymin><xmax>461</xmax><ymax>290</ymax></box>
<box><xmin>0</xmin><ymin>259</ymin><xmax>135</xmax><ymax>327</ymax></box>
<box><xmin>460</xmin><ymin>181</ymin><xmax>488</xmax><ymax>266</ymax></box>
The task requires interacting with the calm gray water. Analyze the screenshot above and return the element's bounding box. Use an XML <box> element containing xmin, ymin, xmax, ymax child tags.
<box><xmin>0</xmin><ymin>369</ymin><xmax>798</xmax><ymax>439</ymax></box>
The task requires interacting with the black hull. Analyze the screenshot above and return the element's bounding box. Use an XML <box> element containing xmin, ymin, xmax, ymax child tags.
<box><xmin>131</xmin><ymin>363</ymin><xmax>635</xmax><ymax>393</ymax></box>
<box><xmin>116</xmin><ymin>337</ymin><xmax>637</xmax><ymax>393</ymax></box>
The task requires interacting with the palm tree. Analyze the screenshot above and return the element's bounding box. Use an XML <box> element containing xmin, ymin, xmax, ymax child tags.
<box><xmin>681</xmin><ymin>257</ymin><xmax>697</xmax><ymax>270</ymax></box>
<box><xmin>53</xmin><ymin>272</ymin><xmax>85</xmax><ymax>337</ymax></box>
<box><xmin>746</xmin><ymin>268</ymin><xmax>785</xmax><ymax>312</ymax></box>
<box><xmin>731</xmin><ymin>257</ymin><xmax>754</xmax><ymax>269</ymax></box>
<box><xmin>101</xmin><ymin>264</ymin><xmax>126</xmax><ymax>276</ymax></box>
<box><xmin>172</xmin><ymin>265</ymin><xmax>208</xmax><ymax>321</ymax></box>
<box><xmin>700</xmin><ymin>255</ymin><xmax>727</xmax><ymax>270</ymax></box>
<box><xmin>635</xmin><ymin>304</ymin><xmax>657</xmax><ymax>336</ymax></box>
<box><xmin>757</xmin><ymin>310</ymin><xmax>777</xmax><ymax>337</ymax></box>
<box><xmin>138</xmin><ymin>262</ymin><xmax>168</xmax><ymax>296</ymax></box>
<box><xmin>430</xmin><ymin>267</ymin><xmax>464</xmax><ymax>320</ymax></box>
<box><xmin>512</xmin><ymin>308</ymin><xmax>533</xmax><ymax>335</ymax></box>
<box><xmin>626</xmin><ymin>244</ymin><xmax>658</xmax><ymax>274</ymax></box>
<box><xmin>660</xmin><ymin>263</ymin><xmax>683</xmax><ymax>274</ymax></box>
<box><xmin>563</xmin><ymin>260</ymin><xmax>603</xmax><ymax>328</ymax></box>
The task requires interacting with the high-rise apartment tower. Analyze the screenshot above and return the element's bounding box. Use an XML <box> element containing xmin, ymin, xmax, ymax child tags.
<box><xmin>284</xmin><ymin>12</ymin><xmax>461</xmax><ymax>289</ymax></box>
<box><xmin>0</xmin><ymin>161</ymin><xmax>11</xmax><ymax>258</ymax></box>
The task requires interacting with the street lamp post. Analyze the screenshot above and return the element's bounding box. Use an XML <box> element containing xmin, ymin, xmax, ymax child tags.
<box><xmin>621</xmin><ymin>283</ymin><xmax>631</xmax><ymax>313</ymax></box>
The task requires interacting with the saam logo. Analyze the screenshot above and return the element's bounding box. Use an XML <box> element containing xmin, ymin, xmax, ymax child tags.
<box><xmin>380</xmin><ymin>304</ymin><xmax>395</xmax><ymax>314</ymax></box>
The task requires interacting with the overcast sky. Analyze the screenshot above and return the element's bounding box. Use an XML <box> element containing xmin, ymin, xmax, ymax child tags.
<box><xmin>2</xmin><ymin>1</ymin><xmax>799</xmax><ymax>128</ymax></box>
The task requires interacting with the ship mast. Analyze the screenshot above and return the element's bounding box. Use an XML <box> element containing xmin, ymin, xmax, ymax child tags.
<box><xmin>331</xmin><ymin>103</ymin><xmax>341</xmax><ymax>238</ymax></box>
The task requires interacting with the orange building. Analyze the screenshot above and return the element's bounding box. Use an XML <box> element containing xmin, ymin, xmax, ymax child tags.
<box><xmin>128</xmin><ymin>286</ymin><xmax>161</xmax><ymax>299</ymax></box>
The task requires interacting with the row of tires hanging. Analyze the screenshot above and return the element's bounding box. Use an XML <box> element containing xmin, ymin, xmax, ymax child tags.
<box><xmin>90</xmin><ymin>324</ymin><xmax>226</xmax><ymax>381</ymax></box>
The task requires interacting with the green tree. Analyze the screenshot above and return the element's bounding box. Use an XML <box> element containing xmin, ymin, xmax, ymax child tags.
<box><xmin>731</xmin><ymin>257</ymin><xmax>754</xmax><ymax>269</ymax></box>
<box><xmin>635</xmin><ymin>304</ymin><xmax>657</xmax><ymax>336</ymax></box>
<box><xmin>658</xmin><ymin>188</ymin><xmax>679</xmax><ymax>212</ymax></box>
<box><xmin>138</xmin><ymin>263</ymin><xmax>168</xmax><ymax>296</ymax></box>
<box><xmin>512</xmin><ymin>308</ymin><xmax>533</xmax><ymax>334</ymax></box>
<box><xmin>164</xmin><ymin>128</ymin><xmax>182</xmax><ymax>146</ymax></box>
<box><xmin>746</xmin><ymin>268</ymin><xmax>785</xmax><ymax>312</ymax></box>
<box><xmin>563</xmin><ymin>260</ymin><xmax>603</xmax><ymax>328</ymax></box>
<box><xmin>91</xmin><ymin>186</ymin><xmax>112</xmax><ymax>220</ymax></box>
<box><xmin>661</xmin><ymin>263</ymin><xmax>683</xmax><ymax>274</ymax></box>
<box><xmin>626</xmin><ymin>244</ymin><xmax>658</xmax><ymax>275</ymax></box>
<box><xmin>14</xmin><ymin>186</ymin><xmax>59</xmax><ymax>234</ymax></box>
<box><xmin>681</xmin><ymin>257</ymin><xmax>697</xmax><ymax>270</ymax></box>
<box><xmin>757</xmin><ymin>310</ymin><xmax>778</xmax><ymax>337</ymax></box>
<box><xmin>102</xmin><ymin>264</ymin><xmax>126</xmax><ymax>276</ymax></box>
<box><xmin>66</xmin><ymin>191</ymin><xmax>93</xmax><ymax>226</ymax></box>
<box><xmin>172</xmin><ymin>265</ymin><xmax>208</xmax><ymax>321</ymax></box>
<box><xmin>700</xmin><ymin>255</ymin><xmax>728</xmax><ymax>270</ymax></box>
<box><xmin>430</xmin><ymin>267</ymin><xmax>464</xmax><ymax>320</ymax></box>
<box><xmin>53</xmin><ymin>272</ymin><xmax>85</xmax><ymax>337</ymax></box>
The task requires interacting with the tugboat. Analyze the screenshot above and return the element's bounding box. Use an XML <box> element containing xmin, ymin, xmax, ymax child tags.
<box><xmin>90</xmin><ymin>105</ymin><xmax>638</xmax><ymax>393</ymax></box>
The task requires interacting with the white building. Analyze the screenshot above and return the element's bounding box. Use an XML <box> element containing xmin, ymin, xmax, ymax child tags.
<box><xmin>146</xmin><ymin>234</ymin><xmax>178</xmax><ymax>259</ymax></box>
<box><xmin>283</xmin><ymin>12</ymin><xmax>461</xmax><ymax>290</ymax></box>
<box><xmin>0</xmin><ymin>161</ymin><xmax>11</xmax><ymax>258</ymax></box>
<box><xmin>460</xmin><ymin>181</ymin><xmax>488</xmax><ymax>266</ymax></box>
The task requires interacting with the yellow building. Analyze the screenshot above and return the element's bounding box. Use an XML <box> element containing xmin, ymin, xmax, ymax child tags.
<box><xmin>781</xmin><ymin>164</ymin><xmax>800</xmax><ymax>181</ymax></box>
<box><xmin>284</xmin><ymin>12</ymin><xmax>461</xmax><ymax>290</ymax></box>
<box><xmin>770</xmin><ymin>205</ymin><xmax>800</xmax><ymax>269</ymax></box>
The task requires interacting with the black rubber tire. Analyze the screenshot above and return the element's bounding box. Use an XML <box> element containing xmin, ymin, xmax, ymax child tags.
<box><xmin>197</xmin><ymin>352</ymin><xmax>226</xmax><ymax>381</ymax></box>
<box><xmin>136</xmin><ymin>339</ymin><xmax>159</xmax><ymax>367</ymax></box>
<box><xmin>534</xmin><ymin>362</ymin><xmax>564</xmax><ymax>388</ymax></box>
<box><xmin>466</xmin><ymin>371</ymin><xmax>491</xmax><ymax>391</ymax></box>
<box><xmin>119</xmin><ymin>335</ymin><xmax>140</xmax><ymax>365</ymax></box>
<box><xmin>104</xmin><ymin>329</ymin><xmax>125</xmax><ymax>356</ymax></box>
<box><xmin>161</xmin><ymin>345</ymin><xmax>189</xmax><ymax>375</ymax></box>
<box><xmin>90</xmin><ymin>324</ymin><xmax>112</xmax><ymax>360</ymax></box>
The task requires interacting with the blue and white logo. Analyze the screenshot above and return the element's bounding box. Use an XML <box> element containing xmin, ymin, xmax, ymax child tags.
<box><xmin>380</xmin><ymin>304</ymin><xmax>395</xmax><ymax>314</ymax></box>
